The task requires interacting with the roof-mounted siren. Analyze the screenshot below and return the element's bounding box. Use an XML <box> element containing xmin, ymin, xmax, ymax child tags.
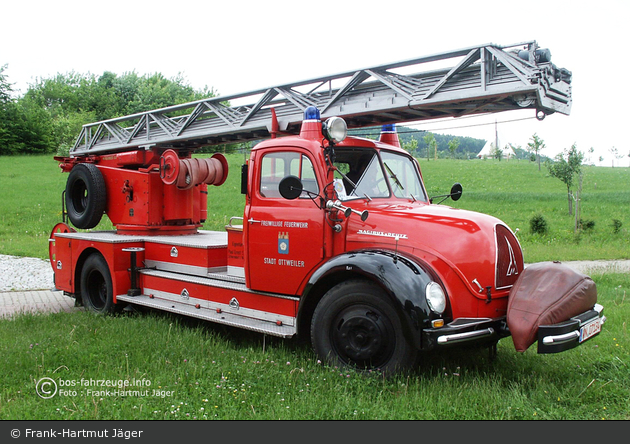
<box><xmin>301</xmin><ymin>106</ymin><xmax>348</xmax><ymax>145</ymax></box>
<box><xmin>378</xmin><ymin>124</ymin><xmax>401</xmax><ymax>148</ymax></box>
<box><xmin>300</xmin><ymin>106</ymin><xmax>323</xmax><ymax>140</ymax></box>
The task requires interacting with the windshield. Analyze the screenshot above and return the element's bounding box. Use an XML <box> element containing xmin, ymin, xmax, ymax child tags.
<box><xmin>333</xmin><ymin>148</ymin><xmax>427</xmax><ymax>202</ymax></box>
<box><xmin>380</xmin><ymin>151</ymin><xmax>427</xmax><ymax>201</ymax></box>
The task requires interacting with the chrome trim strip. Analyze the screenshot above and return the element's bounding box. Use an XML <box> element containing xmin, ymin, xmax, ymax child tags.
<box><xmin>542</xmin><ymin>331</ymin><xmax>580</xmax><ymax>345</ymax></box>
<box><xmin>437</xmin><ymin>327</ymin><xmax>495</xmax><ymax>345</ymax></box>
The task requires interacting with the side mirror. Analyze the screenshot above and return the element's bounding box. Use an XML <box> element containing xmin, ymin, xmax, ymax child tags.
<box><xmin>279</xmin><ymin>175</ymin><xmax>303</xmax><ymax>200</ymax></box>
<box><xmin>430</xmin><ymin>182</ymin><xmax>464</xmax><ymax>205</ymax></box>
<box><xmin>450</xmin><ymin>183</ymin><xmax>463</xmax><ymax>201</ymax></box>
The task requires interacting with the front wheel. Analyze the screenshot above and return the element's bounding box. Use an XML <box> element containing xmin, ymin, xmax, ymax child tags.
<box><xmin>311</xmin><ymin>280</ymin><xmax>417</xmax><ymax>375</ymax></box>
<box><xmin>80</xmin><ymin>253</ymin><xmax>118</xmax><ymax>314</ymax></box>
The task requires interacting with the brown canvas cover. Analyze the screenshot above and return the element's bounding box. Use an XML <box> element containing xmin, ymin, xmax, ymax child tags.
<box><xmin>507</xmin><ymin>261</ymin><xmax>597</xmax><ymax>352</ymax></box>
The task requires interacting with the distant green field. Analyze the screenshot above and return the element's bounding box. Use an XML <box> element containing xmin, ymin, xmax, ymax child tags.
<box><xmin>0</xmin><ymin>154</ymin><xmax>628</xmax><ymax>262</ymax></box>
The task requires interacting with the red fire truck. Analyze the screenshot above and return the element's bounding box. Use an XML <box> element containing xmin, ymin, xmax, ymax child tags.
<box><xmin>49</xmin><ymin>41</ymin><xmax>604</xmax><ymax>373</ymax></box>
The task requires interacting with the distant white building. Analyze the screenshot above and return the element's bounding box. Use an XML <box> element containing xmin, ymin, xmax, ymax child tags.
<box><xmin>477</xmin><ymin>141</ymin><xmax>516</xmax><ymax>159</ymax></box>
<box><xmin>476</xmin><ymin>126</ymin><xmax>516</xmax><ymax>160</ymax></box>
<box><xmin>476</xmin><ymin>140</ymin><xmax>495</xmax><ymax>159</ymax></box>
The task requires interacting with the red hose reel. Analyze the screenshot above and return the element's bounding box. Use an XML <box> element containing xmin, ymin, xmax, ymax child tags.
<box><xmin>160</xmin><ymin>150</ymin><xmax>228</xmax><ymax>189</ymax></box>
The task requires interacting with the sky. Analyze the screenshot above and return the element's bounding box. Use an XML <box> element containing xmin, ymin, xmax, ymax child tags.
<box><xmin>2</xmin><ymin>0</ymin><xmax>629</xmax><ymax>167</ymax></box>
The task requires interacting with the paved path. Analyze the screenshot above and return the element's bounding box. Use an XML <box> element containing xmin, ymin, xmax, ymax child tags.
<box><xmin>1</xmin><ymin>260</ymin><xmax>629</xmax><ymax>319</ymax></box>
<box><xmin>0</xmin><ymin>289</ymin><xmax>80</xmax><ymax>318</ymax></box>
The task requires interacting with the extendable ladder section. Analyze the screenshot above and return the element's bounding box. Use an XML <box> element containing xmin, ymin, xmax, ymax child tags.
<box><xmin>71</xmin><ymin>40</ymin><xmax>571</xmax><ymax>156</ymax></box>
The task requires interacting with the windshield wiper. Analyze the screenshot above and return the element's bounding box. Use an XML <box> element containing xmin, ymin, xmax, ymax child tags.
<box><xmin>333</xmin><ymin>166</ymin><xmax>372</xmax><ymax>201</ymax></box>
<box><xmin>384</xmin><ymin>162</ymin><xmax>404</xmax><ymax>191</ymax></box>
<box><xmin>333</xmin><ymin>166</ymin><xmax>357</xmax><ymax>191</ymax></box>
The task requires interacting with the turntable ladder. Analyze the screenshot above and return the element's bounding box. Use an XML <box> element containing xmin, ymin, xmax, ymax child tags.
<box><xmin>71</xmin><ymin>40</ymin><xmax>571</xmax><ymax>156</ymax></box>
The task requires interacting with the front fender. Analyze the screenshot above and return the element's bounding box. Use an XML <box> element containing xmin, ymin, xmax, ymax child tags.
<box><xmin>302</xmin><ymin>250</ymin><xmax>441</xmax><ymax>349</ymax></box>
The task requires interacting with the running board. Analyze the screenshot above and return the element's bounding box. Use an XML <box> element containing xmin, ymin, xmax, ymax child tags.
<box><xmin>116</xmin><ymin>294</ymin><xmax>296</xmax><ymax>338</ymax></box>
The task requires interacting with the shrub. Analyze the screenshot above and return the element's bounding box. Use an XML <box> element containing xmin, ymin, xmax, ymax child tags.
<box><xmin>529</xmin><ymin>214</ymin><xmax>548</xmax><ymax>235</ymax></box>
<box><xmin>56</xmin><ymin>144</ymin><xmax>71</xmax><ymax>157</ymax></box>
<box><xmin>579</xmin><ymin>219</ymin><xmax>595</xmax><ymax>232</ymax></box>
<box><xmin>612</xmin><ymin>219</ymin><xmax>623</xmax><ymax>234</ymax></box>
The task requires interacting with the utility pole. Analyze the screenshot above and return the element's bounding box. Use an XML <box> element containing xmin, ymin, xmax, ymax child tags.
<box><xmin>493</xmin><ymin>120</ymin><xmax>502</xmax><ymax>161</ymax></box>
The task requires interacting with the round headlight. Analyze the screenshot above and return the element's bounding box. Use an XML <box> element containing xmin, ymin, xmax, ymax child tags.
<box><xmin>323</xmin><ymin>116</ymin><xmax>347</xmax><ymax>144</ymax></box>
<box><xmin>425</xmin><ymin>281</ymin><xmax>446</xmax><ymax>314</ymax></box>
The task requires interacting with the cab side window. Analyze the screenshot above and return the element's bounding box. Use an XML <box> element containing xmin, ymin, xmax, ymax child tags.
<box><xmin>260</xmin><ymin>152</ymin><xmax>319</xmax><ymax>198</ymax></box>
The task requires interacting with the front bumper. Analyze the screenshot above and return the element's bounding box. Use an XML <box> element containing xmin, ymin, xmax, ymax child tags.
<box><xmin>537</xmin><ymin>304</ymin><xmax>606</xmax><ymax>354</ymax></box>
<box><xmin>422</xmin><ymin>317</ymin><xmax>510</xmax><ymax>350</ymax></box>
<box><xmin>421</xmin><ymin>304</ymin><xmax>605</xmax><ymax>353</ymax></box>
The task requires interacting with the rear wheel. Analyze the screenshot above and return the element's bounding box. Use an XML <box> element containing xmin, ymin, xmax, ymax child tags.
<box><xmin>80</xmin><ymin>253</ymin><xmax>117</xmax><ymax>314</ymax></box>
<box><xmin>311</xmin><ymin>280</ymin><xmax>417</xmax><ymax>375</ymax></box>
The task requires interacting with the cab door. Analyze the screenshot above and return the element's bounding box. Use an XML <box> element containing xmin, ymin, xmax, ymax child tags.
<box><xmin>245</xmin><ymin>149</ymin><xmax>325</xmax><ymax>295</ymax></box>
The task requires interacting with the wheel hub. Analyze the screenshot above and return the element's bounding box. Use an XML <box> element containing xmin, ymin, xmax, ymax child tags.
<box><xmin>86</xmin><ymin>270</ymin><xmax>106</xmax><ymax>309</ymax></box>
<box><xmin>333</xmin><ymin>307</ymin><xmax>393</xmax><ymax>366</ymax></box>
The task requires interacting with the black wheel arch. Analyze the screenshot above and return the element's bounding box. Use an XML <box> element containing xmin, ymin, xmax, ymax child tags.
<box><xmin>299</xmin><ymin>249</ymin><xmax>444</xmax><ymax>349</ymax></box>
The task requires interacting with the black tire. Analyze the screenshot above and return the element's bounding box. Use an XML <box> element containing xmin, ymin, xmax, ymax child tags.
<box><xmin>80</xmin><ymin>253</ymin><xmax>117</xmax><ymax>314</ymax></box>
<box><xmin>65</xmin><ymin>163</ymin><xmax>106</xmax><ymax>229</ymax></box>
<box><xmin>311</xmin><ymin>280</ymin><xmax>418</xmax><ymax>375</ymax></box>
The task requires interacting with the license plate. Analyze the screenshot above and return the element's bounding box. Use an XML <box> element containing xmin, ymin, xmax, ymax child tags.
<box><xmin>579</xmin><ymin>318</ymin><xmax>601</xmax><ymax>343</ymax></box>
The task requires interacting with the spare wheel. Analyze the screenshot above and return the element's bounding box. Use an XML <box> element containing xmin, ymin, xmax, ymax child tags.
<box><xmin>65</xmin><ymin>163</ymin><xmax>107</xmax><ymax>229</ymax></box>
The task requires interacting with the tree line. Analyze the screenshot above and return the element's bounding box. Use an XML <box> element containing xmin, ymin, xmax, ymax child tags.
<box><xmin>0</xmin><ymin>65</ymin><xmax>215</xmax><ymax>155</ymax></box>
<box><xmin>349</xmin><ymin>126</ymin><xmax>487</xmax><ymax>160</ymax></box>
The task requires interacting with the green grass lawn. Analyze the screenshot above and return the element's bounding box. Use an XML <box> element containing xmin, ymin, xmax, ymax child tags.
<box><xmin>0</xmin><ymin>272</ymin><xmax>627</xmax><ymax>420</ymax></box>
<box><xmin>1</xmin><ymin>154</ymin><xmax>627</xmax><ymax>262</ymax></box>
